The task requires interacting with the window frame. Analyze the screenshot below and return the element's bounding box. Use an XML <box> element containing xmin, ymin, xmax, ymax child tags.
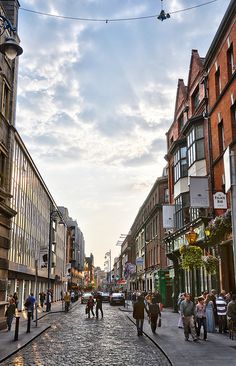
<box><xmin>187</xmin><ymin>123</ymin><xmax>205</xmax><ymax>167</ymax></box>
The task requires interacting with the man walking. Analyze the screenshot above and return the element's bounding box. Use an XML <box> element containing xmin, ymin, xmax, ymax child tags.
<box><xmin>133</xmin><ymin>295</ymin><xmax>149</xmax><ymax>336</ymax></box>
<box><xmin>180</xmin><ymin>293</ymin><xmax>198</xmax><ymax>342</ymax></box>
<box><xmin>216</xmin><ymin>292</ymin><xmax>227</xmax><ymax>333</ymax></box>
<box><xmin>95</xmin><ymin>292</ymin><xmax>103</xmax><ymax>319</ymax></box>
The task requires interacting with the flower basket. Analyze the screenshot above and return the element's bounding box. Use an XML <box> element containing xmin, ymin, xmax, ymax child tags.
<box><xmin>203</xmin><ymin>255</ymin><xmax>219</xmax><ymax>274</ymax></box>
<box><xmin>205</xmin><ymin>210</ymin><xmax>232</xmax><ymax>245</ymax></box>
<box><xmin>181</xmin><ymin>245</ymin><xmax>203</xmax><ymax>269</ymax></box>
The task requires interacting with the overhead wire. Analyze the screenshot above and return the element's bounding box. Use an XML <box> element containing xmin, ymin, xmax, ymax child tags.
<box><xmin>19</xmin><ymin>0</ymin><xmax>219</xmax><ymax>23</ymax></box>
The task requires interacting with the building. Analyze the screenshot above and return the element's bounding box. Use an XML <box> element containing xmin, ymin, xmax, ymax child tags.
<box><xmin>59</xmin><ymin>207</ymin><xmax>85</xmax><ymax>290</ymax></box>
<box><xmin>8</xmin><ymin>131</ymin><xmax>67</xmax><ymax>310</ymax></box>
<box><xmin>164</xmin><ymin>0</ymin><xmax>236</xmax><ymax>309</ymax></box>
<box><xmin>124</xmin><ymin>170</ymin><xmax>169</xmax><ymax>304</ymax></box>
<box><xmin>204</xmin><ymin>0</ymin><xmax>236</xmax><ymax>292</ymax></box>
<box><xmin>0</xmin><ymin>0</ymin><xmax>21</xmax><ymax>329</ymax></box>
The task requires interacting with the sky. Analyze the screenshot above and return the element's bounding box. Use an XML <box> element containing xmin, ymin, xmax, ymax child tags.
<box><xmin>16</xmin><ymin>0</ymin><xmax>231</xmax><ymax>268</ymax></box>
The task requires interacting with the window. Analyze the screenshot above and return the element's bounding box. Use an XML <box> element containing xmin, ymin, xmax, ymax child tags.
<box><xmin>0</xmin><ymin>151</ymin><xmax>5</xmax><ymax>186</ymax></box>
<box><xmin>215</xmin><ymin>67</ymin><xmax>221</xmax><ymax>98</ymax></box>
<box><xmin>218</xmin><ymin>121</ymin><xmax>225</xmax><ymax>154</ymax></box>
<box><xmin>227</xmin><ymin>44</ymin><xmax>235</xmax><ymax>79</ymax></box>
<box><xmin>231</xmin><ymin>103</ymin><xmax>236</xmax><ymax>138</ymax></box>
<box><xmin>187</xmin><ymin>124</ymin><xmax>205</xmax><ymax>166</ymax></box>
<box><xmin>178</xmin><ymin>113</ymin><xmax>184</xmax><ymax>132</ymax></box>
<box><xmin>174</xmin><ymin>146</ymin><xmax>187</xmax><ymax>183</ymax></box>
<box><xmin>192</xmin><ymin>87</ymin><xmax>200</xmax><ymax>112</ymax></box>
<box><xmin>175</xmin><ymin>193</ymin><xmax>190</xmax><ymax>229</ymax></box>
<box><xmin>1</xmin><ymin>81</ymin><xmax>10</xmax><ymax>121</ymax></box>
<box><xmin>164</xmin><ymin>188</ymin><xmax>169</xmax><ymax>203</ymax></box>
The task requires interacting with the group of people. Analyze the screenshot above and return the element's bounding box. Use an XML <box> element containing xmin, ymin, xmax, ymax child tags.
<box><xmin>85</xmin><ymin>293</ymin><xmax>104</xmax><ymax>319</ymax></box>
<box><xmin>133</xmin><ymin>292</ymin><xmax>162</xmax><ymax>336</ymax></box>
<box><xmin>177</xmin><ymin>290</ymin><xmax>236</xmax><ymax>341</ymax></box>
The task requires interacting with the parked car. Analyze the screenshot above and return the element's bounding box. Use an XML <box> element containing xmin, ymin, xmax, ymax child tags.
<box><xmin>81</xmin><ymin>292</ymin><xmax>93</xmax><ymax>304</ymax></box>
<box><xmin>101</xmin><ymin>292</ymin><xmax>110</xmax><ymax>302</ymax></box>
<box><xmin>110</xmin><ymin>293</ymin><xmax>125</xmax><ymax>306</ymax></box>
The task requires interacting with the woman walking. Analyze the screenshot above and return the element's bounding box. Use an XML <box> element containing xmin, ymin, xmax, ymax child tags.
<box><xmin>196</xmin><ymin>296</ymin><xmax>207</xmax><ymax>340</ymax></box>
<box><xmin>87</xmin><ymin>296</ymin><xmax>95</xmax><ymax>318</ymax></box>
<box><xmin>5</xmin><ymin>298</ymin><xmax>16</xmax><ymax>331</ymax></box>
<box><xmin>205</xmin><ymin>294</ymin><xmax>216</xmax><ymax>333</ymax></box>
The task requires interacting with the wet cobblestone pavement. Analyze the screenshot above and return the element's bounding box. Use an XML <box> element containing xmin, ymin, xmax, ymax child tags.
<box><xmin>2</xmin><ymin>303</ymin><xmax>170</xmax><ymax>366</ymax></box>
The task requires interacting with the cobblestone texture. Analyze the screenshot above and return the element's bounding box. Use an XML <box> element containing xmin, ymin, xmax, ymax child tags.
<box><xmin>3</xmin><ymin>303</ymin><xmax>170</xmax><ymax>366</ymax></box>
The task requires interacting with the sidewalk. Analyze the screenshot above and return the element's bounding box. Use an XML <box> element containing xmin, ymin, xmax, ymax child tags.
<box><xmin>0</xmin><ymin>300</ymin><xmax>79</xmax><ymax>364</ymax></box>
<box><xmin>122</xmin><ymin>302</ymin><xmax>236</xmax><ymax>366</ymax></box>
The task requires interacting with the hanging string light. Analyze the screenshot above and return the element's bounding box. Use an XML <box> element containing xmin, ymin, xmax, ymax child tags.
<box><xmin>157</xmin><ymin>0</ymin><xmax>171</xmax><ymax>21</ymax></box>
<box><xmin>20</xmin><ymin>0</ymin><xmax>218</xmax><ymax>24</ymax></box>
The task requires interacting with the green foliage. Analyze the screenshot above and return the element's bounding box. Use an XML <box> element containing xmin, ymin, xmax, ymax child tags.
<box><xmin>206</xmin><ymin>210</ymin><xmax>232</xmax><ymax>245</ymax></box>
<box><xmin>181</xmin><ymin>245</ymin><xmax>203</xmax><ymax>269</ymax></box>
<box><xmin>203</xmin><ymin>255</ymin><xmax>219</xmax><ymax>274</ymax></box>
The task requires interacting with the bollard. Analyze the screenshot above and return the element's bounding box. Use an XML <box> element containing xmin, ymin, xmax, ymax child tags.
<box><xmin>26</xmin><ymin>312</ymin><xmax>31</xmax><ymax>333</ymax></box>
<box><xmin>14</xmin><ymin>315</ymin><xmax>20</xmax><ymax>341</ymax></box>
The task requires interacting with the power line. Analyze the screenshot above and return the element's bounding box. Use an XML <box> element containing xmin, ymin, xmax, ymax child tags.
<box><xmin>19</xmin><ymin>0</ymin><xmax>219</xmax><ymax>23</ymax></box>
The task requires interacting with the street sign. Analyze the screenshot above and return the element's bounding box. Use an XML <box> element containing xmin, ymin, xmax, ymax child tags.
<box><xmin>213</xmin><ymin>192</ymin><xmax>227</xmax><ymax>209</ymax></box>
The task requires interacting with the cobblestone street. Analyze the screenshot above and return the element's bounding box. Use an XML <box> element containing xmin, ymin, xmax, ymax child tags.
<box><xmin>2</xmin><ymin>303</ymin><xmax>170</xmax><ymax>366</ymax></box>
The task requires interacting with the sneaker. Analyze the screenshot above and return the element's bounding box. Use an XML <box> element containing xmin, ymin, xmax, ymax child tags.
<box><xmin>193</xmin><ymin>338</ymin><xmax>199</xmax><ymax>342</ymax></box>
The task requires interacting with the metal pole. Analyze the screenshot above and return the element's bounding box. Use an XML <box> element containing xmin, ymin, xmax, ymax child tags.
<box><xmin>46</xmin><ymin>212</ymin><xmax>52</xmax><ymax>312</ymax></box>
<box><xmin>14</xmin><ymin>315</ymin><xmax>20</xmax><ymax>341</ymax></box>
<box><xmin>230</xmin><ymin>150</ymin><xmax>236</xmax><ymax>288</ymax></box>
<box><xmin>35</xmin><ymin>259</ymin><xmax>38</xmax><ymax>327</ymax></box>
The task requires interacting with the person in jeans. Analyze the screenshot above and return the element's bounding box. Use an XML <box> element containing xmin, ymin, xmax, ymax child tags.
<box><xmin>216</xmin><ymin>292</ymin><xmax>228</xmax><ymax>333</ymax></box>
<box><xmin>180</xmin><ymin>293</ymin><xmax>198</xmax><ymax>342</ymax></box>
<box><xmin>196</xmin><ymin>296</ymin><xmax>207</xmax><ymax>340</ymax></box>
<box><xmin>5</xmin><ymin>298</ymin><xmax>16</xmax><ymax>331</ymax></box>
<box><xmin>133</xmin><ymin>295</ymin><xmax>149</xmax><ymax>336</ymax></box>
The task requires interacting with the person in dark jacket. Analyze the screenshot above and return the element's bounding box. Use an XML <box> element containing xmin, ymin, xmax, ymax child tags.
<box><xmin>148</xmin><ymin>298</ymin><xmax>161</xmax><ymax>333</ymax></box>
<box><xmin>95</xmin><ymin>293</ymin><xmax>103</xmax><ymax>319</ymax></box>
<box><xmin>133</xmin><ymin>295</ymin><xmax>149</xmax><ymax>336</ymax></box>
<box><xmin>5</xmin><ymin>298</ymin><xmax>16</xmax><ymax>331</ymax></box>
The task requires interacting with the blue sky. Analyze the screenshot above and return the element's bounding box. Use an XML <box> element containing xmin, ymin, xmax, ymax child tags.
<box><xmin>16</xmin><ymin>0</ymin><xmax>231</xmax><ymax>267</ymax></box>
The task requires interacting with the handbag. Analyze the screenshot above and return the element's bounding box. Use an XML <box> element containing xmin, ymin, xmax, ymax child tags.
<box><xmin>158</xmin><ymin>317</ymin><xmax>161</xmax><ymax>327</ymax></box>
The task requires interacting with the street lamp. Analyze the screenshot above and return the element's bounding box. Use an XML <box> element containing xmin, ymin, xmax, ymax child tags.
<box><xmin>185</xmin><ymin>226</ymin><xmax>199</xmax><ymax>245</ymax></box>
<box><xmin>0</xmin><ymin>14</ymin><xmax>23</xmax><ymax>59</ymax></box>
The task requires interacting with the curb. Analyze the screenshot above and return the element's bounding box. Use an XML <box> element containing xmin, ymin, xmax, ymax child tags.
<box><xmin>0</xmin><ymin>325</ymin><xmax>51</xmax><ymax>364</ymax></box>
<box><xmin>126</xmin><ymin>315</ymin><xmax>174</xmax><ymax>366</ymax></box>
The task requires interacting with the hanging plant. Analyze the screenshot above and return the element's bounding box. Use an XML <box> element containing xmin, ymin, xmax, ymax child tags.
<box><xmin>179</xmin><ymin>244</ymin><xmax>188</xmax><ymax>255</ymax></box>
<box><xmin>181</xmin><ymin>245</ymin><xmax>203</xmax><ymax>269</ymax></box>
<box><xmin>203</xmin><ymin>255</ymin><xmax>219</xmax><ymax>274</ymax></box>
<box><xmin>205</xmin><ymin>209</ymin><xmax>232</xmax><ymax>245</ymax></box>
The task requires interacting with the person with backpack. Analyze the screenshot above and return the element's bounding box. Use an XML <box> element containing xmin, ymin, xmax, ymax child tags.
<box><xmin>148</xmin><ymin>298</ymin><xmax>161</xmax><ymax>334</ymax></box>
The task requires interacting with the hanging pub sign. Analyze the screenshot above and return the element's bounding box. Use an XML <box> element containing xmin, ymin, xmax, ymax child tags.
<box><xmin>190</xmin><ymin>176</ymin><xmax>209</xmax><ymax>208</ymax></box>
<box><xmin>162</xmin><ymin>205</ymin><xmax>175</xmax><ymax>228</ymax></box>
<box><xmin>213</xmin><ymin>192</ymin><xmax>227</xmax><ymax>209</ymax></box>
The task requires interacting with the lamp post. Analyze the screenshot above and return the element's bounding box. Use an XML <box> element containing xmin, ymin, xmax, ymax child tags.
<box><xmin>104</xmin><ymin>250</ymin><xmax>111</xmax><ymax>290</ymax></box>
<box><xmin>0</xmin><ymin>14</ymin><xmax>23</xmax><ymax>59</ymax></box>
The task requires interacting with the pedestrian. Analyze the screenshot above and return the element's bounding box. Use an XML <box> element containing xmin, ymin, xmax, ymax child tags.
<box><xmin>226</xmin><ymin>294</ymin><xmax>236</xmax><ymax>321</ymax></box>
<box><xmin>39</xmin><ymin>292</ymin><xmax>45</xmax><ymax>309</ymax></box>
<box><xmin>46</xmin><ymin>290</ymin><xmax>52</xmax><ymax>311</ymax></box>
<box><xmin>64</xmin><ymin>292</ymin><xmax>71</xmax><ymax>312</ymax></box>
<box><xmin>87</xmin><ymin>296</ymin><xmax>95</xmax><ymax>318</ymax></box>
<box><xmin>205</xmin><ymin>294</ymin><xmax>216</xmax><ymax>333</ymax></box>
<box><xmin>148</xmin><ymin>298</ymin><xmax>161</xmax><ymax>334</ymax></box>
<box><xmin>131</xmin><ymin>291</ymin><xmax>137</xmax><ymax>305</ymax></box>
<box><xmin>13</xmin><ymin>292</ymin><xmax>19</xmax><ymax>310</ymax></box>
<box><xmin>70</xmin><ymin>290</ymin><xmax>75</xmax><ymax>303</ymax></box>
<box><xmin>177</xmin><ymin>293</ymin><xmax>185</xmax><ymax>328</ymax></box>
<box><xmin>145</xmin><ymin>292</ymin><xmax>153</xmax><ymax>305</ymax></box>
<box><xmin>180</xmin><ymin>293</ymin><xmax>198</xmax><ymax>342</ymax></box>
<box><xmin>95</xmin><ymin>292</ymin><xmax>103</xmax><ymax>319</ymax></box>
<box><xmin>216</xmin><ymin>292</ymin><xmax>227</xmax><ymax>333</ymax></box>
<box><xmin>196</xmin><ymin>296</ymin><xmax>207</xmax><ymax>341</ymax></box>
<box><xmin>5</xmin><ymin>298</ymin><xmax>16</xmax><ymax>331</ymax></box>
<box><xmin>25</xmin><ymin>293</ymin><xmax>35</xmax><ymax>320</ymax></box>
<box><xmin>133</xmin><ymin>295</ymin><xmax>149</xmax><ymax>336</ymax></box>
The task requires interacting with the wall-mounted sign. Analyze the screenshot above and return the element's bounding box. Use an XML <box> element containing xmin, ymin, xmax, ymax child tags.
<box><xmin>136</xmin><ymin>257</ymin><xmax>144</xmax><ymax>265</ymax></box>
<box><xmin>163</xmin><ymin>205</ymin><xmax>175</xmax><ymax>228</ymax></box>
<box><xmin>213</xmin><ymin>192</ymin><xmax>227</xmax><ymax>209</ymax></box>
<box><xmin>190</xmin><ymin>176</ymin><xmax>209</xmax><ymax>208</ymax></box>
